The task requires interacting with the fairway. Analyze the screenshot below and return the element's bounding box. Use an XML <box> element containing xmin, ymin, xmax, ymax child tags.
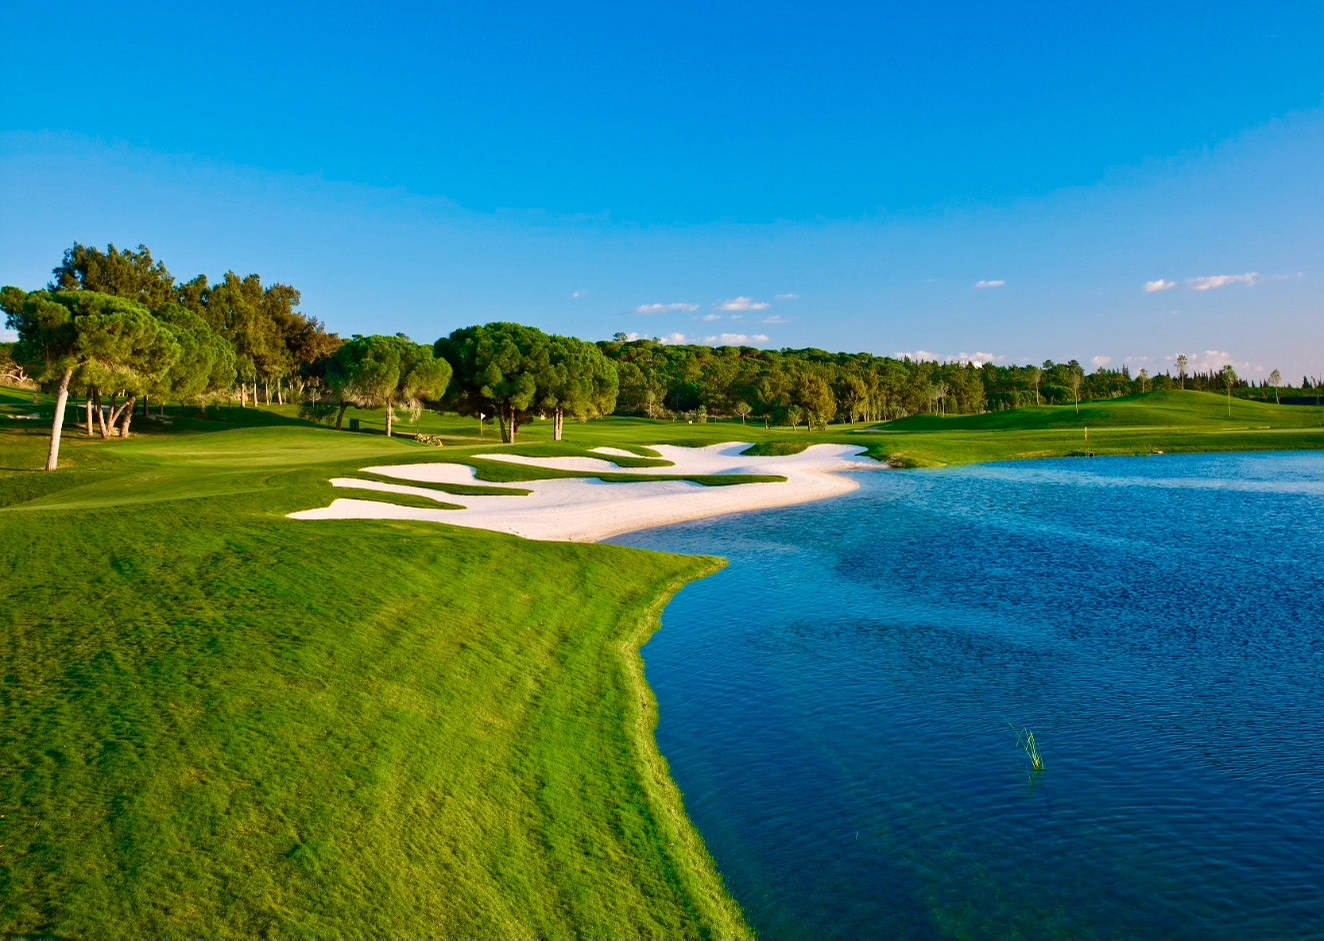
<box><xmin>0</xmin><ymin>398</ymin><xmax>749</xmax><ymax>939</ymax></box>
<box><xmin>1</xmin><ymin>388</ymin><xmax>1322</xmax><ymax>938</ymax></box>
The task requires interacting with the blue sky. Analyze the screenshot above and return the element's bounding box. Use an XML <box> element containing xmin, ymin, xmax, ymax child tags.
<box><xmin>3</xmin><ymin>1</ymin><xmax>1322</xmax><ymax>378</ymax></box>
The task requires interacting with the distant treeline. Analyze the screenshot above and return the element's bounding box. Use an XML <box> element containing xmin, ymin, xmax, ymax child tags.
<box><xmin>598</xmin><ymin>337</ymin><xmax>1321</xmax><ymax>424</ymax></box>
<box><xmin>3</xmin><ymin>243</ymin><xmax>1319</xmax><ymax>468</ymax></box>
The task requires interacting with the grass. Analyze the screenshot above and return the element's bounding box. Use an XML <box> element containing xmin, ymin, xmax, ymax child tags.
<box><xmin>1</xmin><ymin>387</ymin><xmax>1322</xmax><ymax>938</ymax></box>
<box><xmin>0</xmin><ymin>403</ymin><xmax>750</xmax><ymax>939</ymax></box>
<box><xmin>860</xmin><ymin>390</ymin><xmax>1324</xmax><ymax>467</ymax></box>
<box><xmin>1013</xmin><ymin>727</ymin><xmax>1046</xmax><ymax>773</ymax></box>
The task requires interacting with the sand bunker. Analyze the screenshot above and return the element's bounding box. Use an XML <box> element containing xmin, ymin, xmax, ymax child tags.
<box><xmin>289</xmin><ymin>442</ymin><xmax>881</xmax><ymax>542</ymax></box>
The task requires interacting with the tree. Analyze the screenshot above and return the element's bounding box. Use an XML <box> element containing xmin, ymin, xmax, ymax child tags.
<box><xmin>328</xmin><ymin>335</ymin><xmax>451</xmax><ymax>436</ymax></box>
<box><xmin>1269</xmin><ymin>368</ymin><xmax>1282</xmax><ymax>405</ymax></box>
<box><xmin>785</xmin><ymin>404</ymin><xmax>804</xmax><ymax>430</ymax></box>
<box><xmin>1176</xmin><ymin>353</ymin><xmax>1189</xmax><ymax>389</ymax></box>
<box><xmin>0</xmin><ymin>342</ymin><xmax>31</xmax><ymax>386</ymax></box>
<box><xmin>155</xmin><ymin>306</ymin><xmax>237</xmax><ymax>407</ymax></box>
<box><xmin>840</xmin><ymin>373</ymin><xmax>868</xmax><ymax>423</ymax></box>
<box><xmin>50</xmin><ymin>243</ymin><xmax>177</xmax><ymax>310</ymax></box>
<box><xmin>1066</xmin><ymin>361</ymin><xmax>1084</xmax><ymax>413</ymax></box>
<box><xmin>1220</xmin><ymin>364</ymin><xmax>1238</xmax><ymax>417</ymax></box>
<box><xmin>1027</xmin><ymin>365</ymin><xmax>1043</xmax><ymax>405</ymax></box>
<box><xmin>204</xmin><ymin>272</ymin><xmax>302</xmax><ymax>406</ymax></box>
<box><xmin>799</xmin><ymin>373</ymin><xmax>837</xmax><ymax>429</ymax></box>
<box><xmin>1</xmin><ymin>289</ymin><xmax>179</xmax><ymax>467</ymax></box>
<box><xmin>1138</xmin><ymin>367</ymin><xmax>1149</xmax><ymax>393</ymax></box>
<box><xmin>540</xmin><ymin>336</ymin><xmax>618</xmax><ymax>441</ymax></box>
<box><xmin>78</xmin><ymin>304</ymin><xmax>181</xmax><ymax>439</ymax></box>
<box><xmin>436</xmin><ymin>323</ymin><xmax>551</xmax><ymax>443</ymax></box>
<box><xmin>734</xmin><ymin>401</ymin><xmax>752</xmax><ymax>425</ymax></box>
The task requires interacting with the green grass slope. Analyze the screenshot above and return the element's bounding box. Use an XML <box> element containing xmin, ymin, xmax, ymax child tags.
<box><xmin>864</xmin><ymin>390</ymin><xmax>1324</xmax><ymax>466</ymax></box>
<box><xmin>0</xmin><ymin>410</ymin><xmax>750</xmax><ymax>939</ymax></box>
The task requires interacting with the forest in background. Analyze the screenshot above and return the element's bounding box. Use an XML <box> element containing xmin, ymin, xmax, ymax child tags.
<box><xmin>3</xmin><ymin>243</ymin><xmax>1319</xmax><ymax>462</ymax></box>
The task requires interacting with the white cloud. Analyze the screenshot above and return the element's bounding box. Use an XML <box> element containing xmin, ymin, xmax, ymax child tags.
<box><xmin>659</xmin><ymin>332</ymin><xmax>688</xmax><ymax>345</ymax></box>
<box><xmin>896</xmin><ymin>350</ymin><xmax>939</xmax><ymax>362</ymax></box>
<box><xmin>636</xmin><ymin>302</ymin><xmax>699</xmax><ymax>315</ymax></box>
<box><xmin>957</xmin><ymin>351</ymin><xmax>1006</xmax><ymax>366</ymax></box>
<box><xmin>703</xmin><ymin>333</ymin><xmax>770</xmax><ymax>346</ymax></box>
<box><xmin>0</xmin><ymin>327</ymin><xmax>16</xmax><ymax>342</ymax></box>
<box><xmin>974</xmin><ymin>280</ymin><xmax>1006</xmax><ymax>289</ymax></box>
<box><xmin>700</xmin><ymin>313</ymin><xmax>722</xmax><ymax>322</ymax></box>
<box><xmin>1092</xmin><ymin>355</ymin><xmax>1113</xmax><ymax>369</ymax></box>
<box><xmin>572</xmin><ymin>290</ymin><xmax>588</xmax><ymax>300</ymax></box>
<box><xmin>1144</xmin><ymin>279</ymin><xmax>1178</xmax><ymax>293</ymax></box>
<box><xmin>762</xmin><ymin>315</ymin><xmax>789</xmax><ymax>324</ymax></box>
<box><xmin>775</xmin><ymin>293</ymin><xmax>800</xmax><ymax>301</ymax></box>
<box><xmin>715</xmin><ymin>296</ymin><xmax>771</xmax><ymax>312</ymax></box>
<box><xmin>1187</xmin><ymin>272</ymin><xmax>1259</xmax><ymax>291</ymax></box>
<box><xmin>896</xmin><ymin>350</ymin><xmax>1006</xmax><ymax>366</ymax></box>
<box><xmin>1184</xmin><ymin>350</ymin><xmax>1236</xmax><ymax>371</ymax></box>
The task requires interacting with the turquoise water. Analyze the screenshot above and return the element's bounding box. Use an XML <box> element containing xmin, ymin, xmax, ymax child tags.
<box><xmin>612</xmin><ymin>452</ymin><xmax>1324</xmax><ymax>940</ymax></box>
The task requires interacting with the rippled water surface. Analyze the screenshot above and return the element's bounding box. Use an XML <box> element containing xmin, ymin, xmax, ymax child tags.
<box><xmin>612</xmin><ymin>451</ymin><xmax>1324</xmax><ymax>940</ymax></box>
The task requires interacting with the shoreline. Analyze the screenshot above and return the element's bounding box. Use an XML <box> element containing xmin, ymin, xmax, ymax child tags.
<box><xmin>618</xmin><ymin>556</ymin><xmax>754</xmax><ymax>939</ymax></box>
<box><xmin>289</xmin><ymin>442</ymin><xmax>886</xmax><ymax>542</ymax></box>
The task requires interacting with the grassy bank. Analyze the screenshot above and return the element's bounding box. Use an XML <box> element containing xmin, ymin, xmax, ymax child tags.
<box><xmin>2</xmin><ymin>386</ymin><xmax>1321</xmax><ymax>938</ymax></box>
<box><xmin>0</xmin><ymin>404</ymin><xmax>749</xmax><ymax>939</ymax></box>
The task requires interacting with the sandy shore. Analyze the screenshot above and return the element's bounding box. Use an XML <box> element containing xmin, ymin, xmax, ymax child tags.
<box><xmin>289</xmin><ymin>442</ymin><xmax>882</xmax><ymax>542</ymax></box>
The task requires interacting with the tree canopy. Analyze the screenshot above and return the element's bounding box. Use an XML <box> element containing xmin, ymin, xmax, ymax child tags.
<box><xmin>436</xmin><ymin>323</ymin><xmax>619</xmax><ymax>443</ymax></box>
<box><xmin>42</xmin><ymin>243</ymin><xmax>340</xmax><ymax>407</ymax></box>
<box><xmin>327</xmin><ymin>335</ymin><xmax>452</xmax><ymax>436</ymax></box>
<box><xmin>540</xmin><ymin>335</ymin><xmax>618</xmax><ymax>440</ymax></box>
<box><xmin>436</xmin><ymin>323</ymin><xmax>553</xmax><ymax>443</ymax></box>
<box><xmin>156</xmin><ymin>306</ymin><xmax>238</xmax><ymax>405</ymax></box>
<box><xmin>0</xmin><ymin>289</ymin><xmax>186</xmax><ymax>466</ymax></box>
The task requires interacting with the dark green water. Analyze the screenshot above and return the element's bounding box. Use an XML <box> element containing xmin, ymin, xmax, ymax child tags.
<box><xmin>613</xmin><ymin>451</ymin><xmax>1324</xmax><ymax>940</ymax></box>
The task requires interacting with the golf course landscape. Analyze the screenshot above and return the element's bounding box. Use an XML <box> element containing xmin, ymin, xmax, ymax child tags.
<box><xmin>2</xmin><ymin>378</ymin><xmax>1321</xmax><ymax>938</ymax></box>
<box><xmin>7</xmin><ymin>3</ymin><xmax>1324</xmax><ymax>933</ymax></box>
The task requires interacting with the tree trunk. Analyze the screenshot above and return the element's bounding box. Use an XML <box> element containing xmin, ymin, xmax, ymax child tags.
<box><xmin>240</xmin><ymin>383</ymin><xmax>247</xmax><ymax>407</ymax></box>
<box><xmin>96</xmin><ymin>393</ymin><xmax>112</xmax><ymax>440</ymax></box>
<box><xmin>45</xmin><ymin>368</ymin><xmax>74</xmax><ymax>471</ymax></box>
<box><xmin>142</xmin><ymin>394</ymin><xmax>149</xmax><ymax>417</ymax></box>
<box><xmin>386</xmin><ymin>403</ymin><xmax>394</xmax><ymax>438</ymax></box>
<box><xmin>500</xmin><ymin>406</ymin><xmax>518</xmax><ymax>443</ymax></box>
<box><xmin>553</xmin><ymin>407</ymin><xmax>564</xmax><ymax>441</ymax></box>
<box><xmin>85</xmin><ymin>395</ymin><xmax>94</xmax><ymax>437</ymax></box>
<box><xmin>335</xmin><ymin>401</ymin><xmax>349</xmax><ymax>430</ymax></box>
<box><xmin>120</xmin><ymin>396</ymin><xmax>137</xmax><ymax>438</ymax></box>
<box><xmin>105</xmin><ymin>398</ymin><xmax>132</xmax><ymax>438</ymax></box>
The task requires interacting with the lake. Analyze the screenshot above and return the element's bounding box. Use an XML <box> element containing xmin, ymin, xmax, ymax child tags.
<box><xmin>612</xmin><ymin>451</ymin><xmax>1324</xmax><ymax>940</ymax></box>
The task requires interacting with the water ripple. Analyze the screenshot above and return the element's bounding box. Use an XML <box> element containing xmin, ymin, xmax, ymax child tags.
<box><xmin>616</xmin><ymin>451</ymin><xmax>1324</xmax><ymax>940</ymax></box>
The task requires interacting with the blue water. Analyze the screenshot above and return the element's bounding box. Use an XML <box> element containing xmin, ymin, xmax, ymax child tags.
<box><xmin>612</xmin><ymin>452</ymin><xmax>1324</xmax><ymax>940</ymax></box>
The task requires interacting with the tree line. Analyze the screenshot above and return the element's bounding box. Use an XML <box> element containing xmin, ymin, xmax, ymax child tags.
<box><xmin>1</xmin><ymin>245</ymin><xmax>623</xmax><ymax>467</ymax></box>
<box><xmin>4</xmin><ymin>243</ymin><xmax>1316</xmax><ymax>471</ymax></box>
<box><xmin>598</xmin><ymin>336</ymin><xmax>1313</xmax><ymax>425</ymax></box>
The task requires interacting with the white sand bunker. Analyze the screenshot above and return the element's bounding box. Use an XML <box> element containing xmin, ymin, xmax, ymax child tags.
<box><xmin>289</xmin><ymin>442</ymin><xmax>881</xmax><ymax>542</ymax></box>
